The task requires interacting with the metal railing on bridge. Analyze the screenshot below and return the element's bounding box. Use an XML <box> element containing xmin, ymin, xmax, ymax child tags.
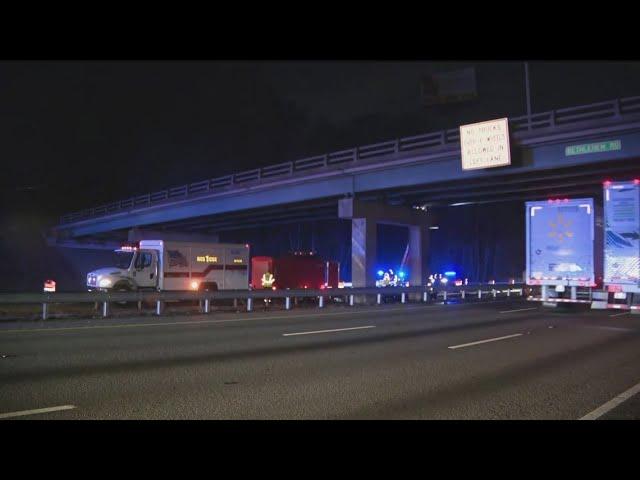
<box><xmin>0</xmin><ymin>283</ymin><xmax>526</xmax><ymax>321</ymax></box>
<box><xmin>59</xmin><ymin>95</ymin><xmax>640</xmax><ymax>225</ymax></box>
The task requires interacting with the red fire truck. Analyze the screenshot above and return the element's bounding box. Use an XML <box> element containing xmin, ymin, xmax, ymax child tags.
<box><xmin>251</xmin><ymin>252</ymin><xmax>340</xmax><ymax>290</ymax></box>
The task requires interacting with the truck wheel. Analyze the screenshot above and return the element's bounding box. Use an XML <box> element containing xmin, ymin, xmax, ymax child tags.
<box><xmin>113</xmin><ymin>283</ymin><xmax>133</xmax><ymax>306</ymax></box>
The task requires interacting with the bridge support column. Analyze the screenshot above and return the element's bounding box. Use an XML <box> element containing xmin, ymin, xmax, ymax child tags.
<box><xmin>351</xmin><ymin>217</ymin><xmax>377</xmax><ymax>295</ymax></box>
<box><xmin>408</xmin><ymin>225</ymin><xmax>429</xmax><ymax>301</ymax></box>
<box><xmin>339</xmin><ymin>197</ymin><xmax>431</xmax><ymax>304</ymax></box>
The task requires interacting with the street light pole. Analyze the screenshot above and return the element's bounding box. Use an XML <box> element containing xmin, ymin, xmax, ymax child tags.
<box><xmin>524</xmin><ymin>62</ymin><xmax>532</xmax><ymax>125</ymax></box>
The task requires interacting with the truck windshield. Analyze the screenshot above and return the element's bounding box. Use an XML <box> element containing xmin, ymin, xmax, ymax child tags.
<box><xmin>113</xmin><ymin>251</ymin><xmax>134</xmax><ymax>269</ymax></box>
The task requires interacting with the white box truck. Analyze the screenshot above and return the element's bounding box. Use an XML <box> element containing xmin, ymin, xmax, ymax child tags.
<box><xmin>525</xmin><ymin>197</ymin><xmax>602</xmax><ymax>304</ymax></box>
<box><xmin>87</xmin><ymin>240</ymin><xmax>250</xmax><ymax>292</ymax></box>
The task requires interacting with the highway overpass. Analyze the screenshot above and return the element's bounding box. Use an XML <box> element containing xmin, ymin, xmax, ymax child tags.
<box><xmin>50</xmin><ymin>96</ymin><xmax>640</xmax><ymax>287</ymax></box>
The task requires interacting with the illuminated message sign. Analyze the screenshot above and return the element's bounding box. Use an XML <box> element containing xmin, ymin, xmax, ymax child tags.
<box><xmin>460</xmin><ymin>118</ymin><xmax>511</xmax><ymax>170</ymax></box>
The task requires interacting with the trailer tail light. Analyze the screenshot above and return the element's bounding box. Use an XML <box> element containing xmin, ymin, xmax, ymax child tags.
<box><xmin>190</xmin><ymin>281</ymin><xmax>199</xmax><ymax>290</ymax></box>
<box><xmin>272</xmin><ymin>286</ymin><xmax>276</xmax><ymax>291</ymax></box>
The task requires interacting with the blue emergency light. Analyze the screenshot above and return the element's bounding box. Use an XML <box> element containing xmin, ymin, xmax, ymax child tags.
<box><xmin>377</xmin><ymin>270</ymin><xmax>384</xmax><ymax>277</ymax></box>
<box><xmin>398</xmin><ymin>271</ymin><xmax>405</xmax><ymax>279</ymax></box>
<box><xmin>444</xmin><ymin>271</ymin><xmax>456</xmax><ymax>277</ymax></box>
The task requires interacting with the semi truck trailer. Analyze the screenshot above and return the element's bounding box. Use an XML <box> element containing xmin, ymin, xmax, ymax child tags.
<box><xmin>525</xmin><ymin>198</ymin><xmax>602</xmax><ymax>304</ymax></box>
<box><xmin>87</xmin><ymin>240</ymin><xmax>250</xmax><ymax>292</ymax></box>
<box><xmin>594</xmin><ymin>180</ymin><xmax>640</xmax><ymax>310</ymax></box>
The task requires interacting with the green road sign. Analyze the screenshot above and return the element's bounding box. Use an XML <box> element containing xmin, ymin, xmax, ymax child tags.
<box><xmin>565</xmin><ymin>140</ymin><xmax>621</xmax><ymax>156</ymax></box>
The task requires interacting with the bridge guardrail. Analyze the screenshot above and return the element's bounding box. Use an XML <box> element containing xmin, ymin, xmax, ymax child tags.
<box><xmin>0</xmin><ymin>283</ymin><xmax>526</xmax><ymax>320</ymax></box>
<box><xmin>58</xmin><ymin>94</ymin><xmax>640</xmax><ymax>225</ymax></box>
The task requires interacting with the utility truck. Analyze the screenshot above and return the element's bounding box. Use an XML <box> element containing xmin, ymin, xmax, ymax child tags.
<box><xmin>87</xmin><ymin>240</ymin><xmax>250</xmax><ymax>292</ymax></box>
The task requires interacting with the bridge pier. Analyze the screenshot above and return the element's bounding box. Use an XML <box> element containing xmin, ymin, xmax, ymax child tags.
<box><xmin>339</xmin><ymin>198</ymin><xmax>431</xmax><ymax>303</ymax></box>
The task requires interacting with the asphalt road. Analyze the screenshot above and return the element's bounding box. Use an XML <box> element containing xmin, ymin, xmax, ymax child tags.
<box><xmin>1</xmin><ymin>299</ymin><xmax>640</xmax><ymax>419</ymax></box>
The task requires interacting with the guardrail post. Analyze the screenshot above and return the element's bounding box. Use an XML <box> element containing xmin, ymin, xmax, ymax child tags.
<box><xmin>155</xmin><ymin>300</ymin><xmax>163</xmax><ymax>316</ymax></box>
<box><xmin>423</xmin><ymin>291</ymin><xmax>428</xmax><ymax>302</ymax></box>
<box><xmin>401</xmin><ymin>292</ymin><xmax>406</xmax><ymax>304</ymax></box>
<box><xmin>137</xmin><ymin>300</ymin><xmax>142</xmax><ymax>311</ymax></box>
<box><xmin>541</xmin><ymin>286</ymin><xmax>548</xmax><ymax>302</ymax></box>
<box><xmin>42</xmin><ymin>302</ymin><xmax>49</xmax><ymax>320</ymax></box>
<box><xmin>571</xmin><ymin>286</ymin><xmax>577</xmax><ymax>301</ymax></box>
<box><xmin>204</xmin><ymin>298</ymin><xmax>210</xmax><ymax>314</ymax></box>
<box><xmin>492</xmin><ymin>289</ymin><xmax>497</xmax><ymax>299</ymax></box>
<box><xmin>247</xmin><ymin>297</ymin><xmax>253</xmax><ymax>312</ymax></box>
<box><xmin>285</xmin><ymin>297</ymin><xmax>291</xmax><ymax>310</ymax></box>
<box><xmin>478</xmin><ymin>289</ymin><xmax>482</xmax><ymax>299</ymax></box>
<box><xmin>233</xmin><ymin>298</ymin><xmax>238</xmax><ymax>308</ymax></box>
<box><xmin>349</xmin><ymin>294</ymin><xmax>354</xmax><ymax>306</ymax></box>
<box><xmin>102</xmin><ymin>301</ymin><xmax>110</xmax><ymax>318</ymax></box>
<box><xmin>319</xmin><ymin>296</ymin><xmax>324</xmax><ymax>308</ymax></box>
<box><xmin>507</xmin><ymin>288</ymin><xmax>510</xmax><ymax>297</ymax></box>
<box><xmin>443</xmin><ymin>291</ymin><xmax>447</xmax><ymax>302</ymax></box>
<box><xmin>461</xmin><ymin>290</ymin><xmax>466</xmax><ymax>300</ymax></box>
<box><xmin>376</xmin><ymin>293</ymin><xmax>382</xmax><ymax>304</ymax></box>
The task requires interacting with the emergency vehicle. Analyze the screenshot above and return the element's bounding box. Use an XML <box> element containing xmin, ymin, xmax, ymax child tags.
<box><xmin>251</xmin><ymin>252</ymin><xmax>340</xmax><ymax>290</ymax></box>
<box><xmin>87</xmin><ymin>240</ymin><xmax>250</xmax><ymax>292</ymax></box>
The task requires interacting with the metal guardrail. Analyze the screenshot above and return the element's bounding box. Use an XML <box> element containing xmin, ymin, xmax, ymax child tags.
<box><xmin>0</xmin><ymin>283</ymin><xmax>526</xmax><ymax>320</ymax></box>
<box><xmin>59</xmin><ymin>96</ymin><xmax>640</xmax><ymax>225</ymax></box>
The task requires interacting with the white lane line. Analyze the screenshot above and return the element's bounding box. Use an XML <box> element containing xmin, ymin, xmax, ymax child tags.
<box><xmin>609</xmin><ymin>311</ymin><xmax>631</xmax><ymax>318</ymax></box>
<box><xmin>0</xmin><ymin>305</ymin><xmax>429</xmax><ymax>335</ymax></box>
<box><xmin>283</xmin><ymin>325</ymin><xmax>376</xmax><ymax>337</ymax></box>
<box><xmin>580</xmin><ymin>381</ymin><xmax>640</xmax><ymax>420</ymax></box>
<box><xmin>0</xmin><ymin>405</ymin><xmax>76</xmax><ymax>420</ymax></box>
<box><xmin>500</xmin><ymin>307</ymin><xmax>537</xmax><ymax>314</ymax></box>
<box><xmin>448</xmin><ymin>333</ymin><xmax>523</xmax><ymax>350</ymax></box>
<box><xmin>585</xmin><ymin>325</ymin><xmax>633</xmax><ymax>332</ymax></box>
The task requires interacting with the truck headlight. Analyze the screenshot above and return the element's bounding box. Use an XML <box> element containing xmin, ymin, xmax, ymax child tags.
<box><xmin>99</xmin><ymin>278</ymin><xmax>112</xmax><ymax>288</ymax></box>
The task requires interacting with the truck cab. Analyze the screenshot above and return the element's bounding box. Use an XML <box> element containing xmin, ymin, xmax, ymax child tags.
<box><xmin>87</xmin><ymin>244</ymin><xmax>159</xmax><ymax>292</ymax></box>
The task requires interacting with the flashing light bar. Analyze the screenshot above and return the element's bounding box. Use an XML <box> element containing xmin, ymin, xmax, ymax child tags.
<box><xmin>444</xmin><ymin>271</ymin><xmax>456</xmax><ymax>277</ymax></box>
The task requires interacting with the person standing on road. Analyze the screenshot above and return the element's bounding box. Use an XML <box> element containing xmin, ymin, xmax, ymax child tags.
<box><xmin>261</xmin><ymin>271</ymin><xmax>275</xmax><ymax>308</ymax></box>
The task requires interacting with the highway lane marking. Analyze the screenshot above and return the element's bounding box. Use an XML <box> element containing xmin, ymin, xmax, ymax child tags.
<box><xmin>0</xmin><ymin>302</ymin><xmax>511</xmax><ymax>335</ymax></box>
<box><xmin>499</xmin><ymin>307</ymin><xmax>538</xmax><ymax>314</ymax></box>
<box><xmin>585</xmin><ymin>325</ymin><xmax>633</xmax><ymax>332</ymax></box>
<box><xmin>448</xmin><ymin>333</ymin><xmax>523</xmax><ymax>350</ymax></box>
<box><xmin>580</xmin><ymin>381</ymin><xmax>640</xmax><ymax>420</ymax></box>
<box><xmin>283</xmin><ymin>325</ymin><xmax>376</xmax><ymax>336</ymax></box>
<box><xmin>609</xmin><ymin>311</ymin><xmax>631</xmax><ymax>317</ymax></box>
<box><xmin>0</xmin><ymin>405</ymin><xmax>76</xmax><ymax>419</ymax></box>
